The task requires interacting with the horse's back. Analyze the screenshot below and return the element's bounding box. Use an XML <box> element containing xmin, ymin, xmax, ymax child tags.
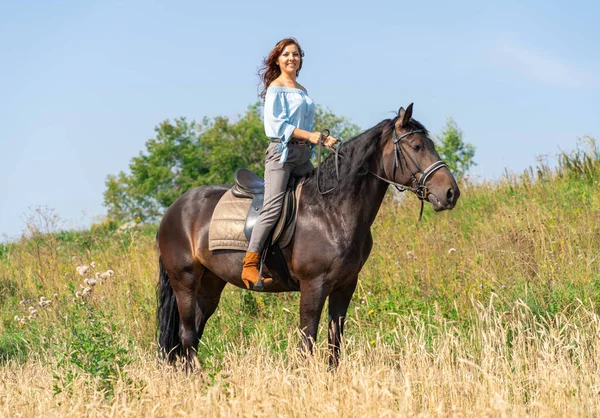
<box><xmin>158</xmin><ymin>185</ymin><xmax>229</xmax><ymax>269</ymax></box>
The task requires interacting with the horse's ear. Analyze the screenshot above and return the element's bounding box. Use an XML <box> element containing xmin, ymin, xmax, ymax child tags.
<box><xmin>397</xmin><ymin>103</ymin><xmax>414</xmax><ymax>128</ymax></box>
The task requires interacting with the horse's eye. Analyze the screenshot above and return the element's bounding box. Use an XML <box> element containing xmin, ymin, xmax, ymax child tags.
<box><xmin>414</xmin><ymin>144</ymin><xmax>422</xmax><ymax>152</ymax></box>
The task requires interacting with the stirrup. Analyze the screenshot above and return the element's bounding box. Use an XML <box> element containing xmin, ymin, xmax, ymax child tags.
<box><xmin>253</xmin><ymin>246</ymin><xmax>273</xmax><ymax>290</ymax></box>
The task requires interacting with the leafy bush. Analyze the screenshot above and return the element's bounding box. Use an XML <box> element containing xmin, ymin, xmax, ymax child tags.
<box><xmin>53</xmin><ymin>301</ymin><xmax>132</xmax><ymax>399</ymax></box>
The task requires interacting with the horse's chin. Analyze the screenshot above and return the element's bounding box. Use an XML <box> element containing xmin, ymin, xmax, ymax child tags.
<box><xmin>427</xmin><ymin>193</ymin><xmax>455</xmax><ymax>212</ymax></box>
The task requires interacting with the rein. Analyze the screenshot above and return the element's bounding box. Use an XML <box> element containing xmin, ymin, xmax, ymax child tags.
<box><xmin>316</xmin><ymin>129</ymin><xmax>340</xmax><ymax>195</ymax></box>
<box><xmin>315</xmin><ymin>124</ymin><xmax>448</xmax><ymax>221</ymax></box>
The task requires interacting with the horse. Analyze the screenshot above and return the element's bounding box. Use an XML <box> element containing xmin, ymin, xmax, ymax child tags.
<box><xmin>156</xmin><ymin>103</ymin><xmax>460</xmax><ymax>369</ymax></box>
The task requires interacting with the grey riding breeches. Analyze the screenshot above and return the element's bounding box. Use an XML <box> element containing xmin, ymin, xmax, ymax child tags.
<box><xmin>247</xmin><ymin>142</ymin><xmax>313</xmax><ymax>253</ymax></box>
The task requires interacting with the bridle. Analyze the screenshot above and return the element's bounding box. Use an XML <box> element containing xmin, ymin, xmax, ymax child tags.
<box><xmin>316</xmin><ymin>120</ymin><xmax>448</xmax><ymax>221</ymax></box>
<box><xmin>370</xmin><ymin>123</ymin><xmax>448</xmax><ymax>220</ymax></box>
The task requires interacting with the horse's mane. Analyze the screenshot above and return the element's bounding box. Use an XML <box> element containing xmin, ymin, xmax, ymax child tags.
<box><xmin>302</xmin><ymin>119</ymin><xmax>390</xmax><ymax>203</ymax></box>
<box><xmin>302</xmin><ymin>117</ymin><xmax>430</xmax><ymax>204</ymax></box>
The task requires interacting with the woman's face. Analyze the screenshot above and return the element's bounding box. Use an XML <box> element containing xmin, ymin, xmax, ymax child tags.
<box><xmin>277</xmin><ymin>43</ymin><xmax>301</xmax><ymax>76</ymax></box>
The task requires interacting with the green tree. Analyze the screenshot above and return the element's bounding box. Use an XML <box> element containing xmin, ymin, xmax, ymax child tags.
<box><xmin>104</xmin><ymin>117</ymin><xmax>210</xmax><ymax>222</ymax></box>
<box><xmin>103</xmin><ymin>103</ymin><xmax>361</xmax><ymax>223</ymax></box>
<box><xmin>435</xmin><ymin>117</ymin><xmax>476</xmax><ymax>179</ymax></box>
<box><xmin>313</xmin><ymin>106</ymin><xmax>362</xmax><ymax>141</ymax></box>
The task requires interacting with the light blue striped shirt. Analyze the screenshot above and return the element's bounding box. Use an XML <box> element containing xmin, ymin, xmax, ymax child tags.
<box><xmin>264</xmin><ymin>86</ymin><xmax>315</xmax><ymax>163</ymax></box>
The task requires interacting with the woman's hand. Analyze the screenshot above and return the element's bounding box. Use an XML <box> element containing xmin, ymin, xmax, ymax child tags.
<box><xmin>324</xmin><ymin>136</ymin><xmax>338</xmax><ymax>148</ymax></box>
<box><xmin>307</xmin><ymin>131</ymin><xmax>322</xmax><ymax>145</ymax></box>
<box><xmin>306</xmin><ymin>131</ymin><xmax>339</xmax><ymax>147</ymax></box>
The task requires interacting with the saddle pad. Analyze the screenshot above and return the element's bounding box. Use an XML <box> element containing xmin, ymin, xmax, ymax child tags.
<box><xmin>208</xmin><ymin>182</ymin><xmax>304</xmax><ymax>252</ymax></box>
<box><xmin>208</xmin><ymin>189</ymin><xmax>251</xmax><ymax>251</ymax></box>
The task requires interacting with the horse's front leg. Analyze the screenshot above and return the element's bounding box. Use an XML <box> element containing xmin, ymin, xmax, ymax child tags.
<box><xmin>298</xmin><ymin>275</ymin><xmax>330</xmax><ymax>354</ymax></box>
<box><xmin>328</xmin><ymin>276</ymin><xmax>358</xmax><ymax>369</ymax></box>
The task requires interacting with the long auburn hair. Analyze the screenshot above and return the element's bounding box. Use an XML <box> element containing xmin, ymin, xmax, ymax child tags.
<box><xmin>258</xmin><ymin>38</ymin><xmax>305</xmax><ymax>100</ymax></box>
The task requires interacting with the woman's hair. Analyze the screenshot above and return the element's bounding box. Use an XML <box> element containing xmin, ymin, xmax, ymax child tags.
<box><xmin>258</xmin><ymin>38</ymin><xmax>305</xmax><ymax>100</ymax></box>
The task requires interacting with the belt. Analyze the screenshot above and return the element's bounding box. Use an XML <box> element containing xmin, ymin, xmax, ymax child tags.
<box><xmin>270</xmin><ymin>139</ymin><xmax>308</xmax><ymax>146</ymax></box>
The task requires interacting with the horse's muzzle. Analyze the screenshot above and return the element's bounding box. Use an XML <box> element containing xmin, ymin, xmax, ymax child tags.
<box><xmin>427</xmin><ymin>183</ymin><xmax>460</xmax><ymax>211</ymax></box>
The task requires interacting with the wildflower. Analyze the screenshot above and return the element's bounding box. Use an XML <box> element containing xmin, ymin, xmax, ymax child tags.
<box><xmin>19</xmin><ymin>300</ymin><xmax>25</xmax><ymax>306</ymax></box>
<box><xmin>75</xmin><ymin>291</ymin><xmax>83</xmax><ymax>298</ymax></box>
<box><xmin>406</xmin><ymin>251</ymin><xmax>416</xmax><ymax>260</ymax></box>
<box><xmin>82</xmin><ymin>286</ymin><xmax>92</xmax><ymax>296</ymax></box>
<box><xmin>27</xmin><ymin>307</ymin><xmax>38</xmax><ymax>320</ymax></box>
<box><xmin>125</xmin><ymin>291</ymin><xmax>131</xmax><ymax>297</ymax></box>
<box><xmin>369</xmin><ymin>340</ymin><xmax>376</xmax><ymax>345</ymax></box>
<box><xmin>84</xmin><ymin>278</ymin><xmax>97</xmax><ymax>287</ymax></box>
<box><xmin>90</xmin><ymin>262</ymin><xmax>96</xmax><ymax>268</ymax></box>
<box><xmin>367</xmin><ymin>309</ymin><xmax>375</xmax><ymax>315</ymax></box>
<box><xmin>76</xmin><ymin>265</ymin><xmax>89</xmax><ymax>276</ymax></box>
<box><xmin>14</xmin><ymin>315</ymin><xmax>20</xmax><ymax>322</ymax></box>
<box><xmin>107</xmin><ymin>270</ymin><xmax>115</xmax><ymax>277</ymax></box>
<box><xmin>448</xmin><ymin>248</ymin><xmax>457</xmax><ymax>254</ymax></box>
<box><xmin>38</xmin><ymin>296</ymin><xmax>52</xmax><ymax>308</ymax></box>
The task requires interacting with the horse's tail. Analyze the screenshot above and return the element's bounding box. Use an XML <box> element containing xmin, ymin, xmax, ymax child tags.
<box><xmin>156</xmin><ymin>255</ymin><xmax>182</xmax><ymax>363</ymax></box>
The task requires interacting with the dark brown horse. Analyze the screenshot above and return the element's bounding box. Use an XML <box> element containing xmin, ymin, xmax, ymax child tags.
<box><xmin>156</xmin><ymin>104</ymin><xmax>460</xmax><ymax>368</ymax></box>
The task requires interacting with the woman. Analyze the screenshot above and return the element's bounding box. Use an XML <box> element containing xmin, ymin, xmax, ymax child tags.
<box><xmin>241</xmin><ymin>37</ymin><xmax>338</xmax><ymax>289</ymax></box>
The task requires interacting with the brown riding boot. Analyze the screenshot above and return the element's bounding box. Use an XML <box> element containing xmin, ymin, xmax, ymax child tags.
<box><xmin>241</xmin><ymin>251</ymin><xmax>273</xmax><ymax>289</ymax></box>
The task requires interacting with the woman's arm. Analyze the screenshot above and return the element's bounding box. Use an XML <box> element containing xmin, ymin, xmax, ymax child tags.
<box><xmin>292</xmin><ymin>129</ymin><xmax>337</xmax><ymax>146</ymax></box>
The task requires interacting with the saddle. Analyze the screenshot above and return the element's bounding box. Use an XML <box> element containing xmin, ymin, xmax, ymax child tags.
<box><xmin>208</xmin><ymin>168</ymin><xmax>302</xmax><ymax>291</ymax></box>
<box><xmin>231</xmin><ymin>168</ymin><xmax>297</xmax><ymax>243</ymax></box>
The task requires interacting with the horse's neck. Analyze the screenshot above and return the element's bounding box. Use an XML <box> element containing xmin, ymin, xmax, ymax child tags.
<box><xmin>345</xmin><ymin>175</ymin><xmax>388</xmax><ymax>231</ymax></box>
<box><xmin>315</xmin><ymin>173</ymin><xmax>388</xmax><ymax>240</ymax></box>
<box><xmin>313</xmin><ymin>136</ymin><xmax>390</xmax><ymax>238</ymax></box>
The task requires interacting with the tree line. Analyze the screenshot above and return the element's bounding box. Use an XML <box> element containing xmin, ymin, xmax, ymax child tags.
<box><xmin>104</xmin><ymin>103</ymin><xmax>475</xmax><ymax>223</ymax></box>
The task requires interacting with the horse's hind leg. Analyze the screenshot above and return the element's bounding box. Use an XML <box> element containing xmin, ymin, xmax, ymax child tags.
<box><xmin>169</xmin><ymin>263</ymin><xmax>205</xmax><ymax>370</ymax></box>
<box><xmin>195</xmin><ymin>271</ymin><xmax>227</xmax><ymax>342</ymax></box>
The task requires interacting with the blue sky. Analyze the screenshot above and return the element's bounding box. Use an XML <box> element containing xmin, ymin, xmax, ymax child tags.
<box><xmin>1</xmin><ymin>0</ymin><xmax>599</xmax><ymax>241</ymax></box>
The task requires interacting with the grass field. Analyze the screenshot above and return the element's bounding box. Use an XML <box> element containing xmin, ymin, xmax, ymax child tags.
<box><xmin>2</xmin><ymin>138</ymin><xmax>600</xmax><ymax>416</ymax></box>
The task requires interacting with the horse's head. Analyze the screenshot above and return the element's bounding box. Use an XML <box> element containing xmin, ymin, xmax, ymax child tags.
<box><xmin>380</xmin><ymin>103</ymin><xmax>460</xmax><ymax>212</ymax></box>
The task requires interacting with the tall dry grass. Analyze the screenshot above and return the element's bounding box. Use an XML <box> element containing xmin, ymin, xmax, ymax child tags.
<box><xmin>3</xmin><ymin>299</ymin><xmax>600</xmax><ymax>416</ymax></box>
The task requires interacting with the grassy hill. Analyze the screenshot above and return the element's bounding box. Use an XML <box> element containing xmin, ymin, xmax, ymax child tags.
<box><xmin>1</xmin><ymin>139</ymin><xmax>600</xmax><ymax>415</ymax></box>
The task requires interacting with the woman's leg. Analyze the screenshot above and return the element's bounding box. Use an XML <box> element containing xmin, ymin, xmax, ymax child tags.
<box><xmin>247</xmin><ymin>160</ymin><xmax>291</xmax><ymax>253</ymax></box>
<box><xmin>242</xmin><ymin>149</ymin><xmax>292</xmax><ymax>288</ymax></box>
